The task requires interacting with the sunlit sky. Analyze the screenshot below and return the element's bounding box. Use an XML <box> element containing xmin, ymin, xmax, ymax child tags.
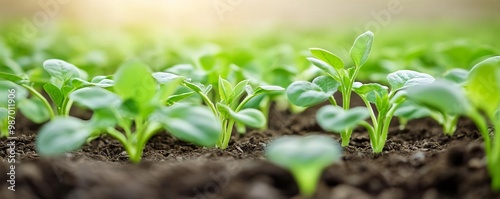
<box><xmin>1</xmin><ymin>0</ymin><xmax>499</xmax><ymax>30</ymax></box>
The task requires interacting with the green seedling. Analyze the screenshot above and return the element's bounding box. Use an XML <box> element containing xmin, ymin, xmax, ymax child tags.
<box><xmin>395</xmin><ymin>69</ymin><xmax>469</xmax><ymax>135</ymax></box>
<box><xmin>317</xmin><ymin>70</ymin><xmax>434</xmax><ymax>153</ymax></box>
<box><xmin>37</xmin><ymin>60</ymin><xmax>221</xmax><ymax>163</ymax></box>
<box><xmin>176</xmin><ymin>74</ymin><xmax>283</xmax><ymax>149</ymax></box>
<box><xmin>0</xmin><ymin>59</ymin><xmax>113</xmax><ymax>123</ymax></box>
<box><xmin>405</xmin><ymin>56</ymin><xmax>500</xmax><ymax>190</ymax></box>
<box><xmin>286</xmin><ymin>31</ymin><xmax>374</xmax><ymax>146</ymax></box>
<box><xmin>266</xmin><ymin>135</ymin><xmax>342</xmax><ymax>197</ymax></box>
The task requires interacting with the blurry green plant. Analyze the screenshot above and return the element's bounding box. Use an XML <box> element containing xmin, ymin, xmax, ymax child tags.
<box><xmin>404</xmin><ymin>56</ymin><xmax>500</xmax><ymax>190</ymax></box>
<box><xmin>266</xmin><ymin>135</ymin><xmax>342</xmax><ymax>198</ymax></box>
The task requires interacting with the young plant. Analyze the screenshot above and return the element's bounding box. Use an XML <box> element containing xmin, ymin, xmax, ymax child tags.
<box><xmin>0</xmin><ymin>59</ymin><xmax>113</xmax><ymax>123</ymax></box>
<box><xmin>395</xmin><ymin>68</ymin><xmax>470</xmax><ymax>134</ymax></box>
<box><xmin>317</xmin><ymin>70</ymin><xmax>434</xmax><ymax>153</ymax></box>
<box><xmin>265</xmin><ymin>135</ymin><xmax>342</xmax><ymax>198</ymax></box>
<box><xmin>286</xmin><ymin>31</ymin><xmax>374</xmax><ymax>146</ymax></box>
<box><xmin>176</xmin><ymin>75</ymin><xmax>284</xmax><ymax>149</ymax></box>
<box><xmin>404</xmin><ymin>56</ymin><xmax>500</xmax><ymax>190</ymax></box>
<box><xmin>37</xmin><ymin>60</ymin><xmax>221</xmax><ymax>163</ymax></box>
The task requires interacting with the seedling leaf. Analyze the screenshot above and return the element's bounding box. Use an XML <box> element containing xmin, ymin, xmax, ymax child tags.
<box><xmin>43</xmin><ymin>83</ymin><xmax>64</xmax><ymax>107</ymax></box>
<box><xmin>310</xmin><ymin>48</ymin><xmax>344</xmax><ymax>70</ymax></box>
<box><xmin>286</xmin><ymin>76</ymin><xmax>338</xmax><ymax>107</ymax></box>
<box><xmin>466</xmin><ymin>56</ymin><xmax>500</xmax><ymax>115</ymax></box>
<box><xmin>43</xmin><ymin>59</ymin><xmax>80</xmax><ymax>82</ymax></box>
<box><xmin>350</xmin><ymin>31</ymin><xmax>374</xmax><ymax>67</ymax></box>
<box><xmin>405</xmin><ymin>80</ymin><xmax>470</xmax><ymax>115</ymax></box>
<box><xmin>353</xmin><ymin>82</ymin><xmax>388</xmax><ymax>104</ymax></box>
<box><xmin>317</xmin><ymin>105</ymin><xmax>369</xmax><ymax>133</ymax></box>
<box><xmin>70</xmin><ymin>87</ymin><xmax>122</xmax><ymax>110</ymax></box>
<box><xmin>37</xmin><ymin>117</ymin><xmax>92</xmax><ymax>156</ymax></box>
<box><xmin>150</xmin><ymin>104</ymin><xmax>222</xmax><ymax>147</ymax></box>
<box><xmin>266</xmin><ymin>135</ymin><xmax>341</xmax><ymax>196</ymax></box>
<box><xmin>114</xmin><ymin>60</ymin><xmax>156</xmax><ymax>103</ymax></box>
<box><xmin>18</xmin><ymin>98</ymin><xmax>50</xmax><ymax>123</ymax></box>
<box><xmin>307</xmin><ymin>57</ymin><xmax>338</xmax><ymax>77</ymax></box>
<box><xmin>387</xmin><ymin>70</ymin><xmax>435</xmax><ymax>91</ymax></box>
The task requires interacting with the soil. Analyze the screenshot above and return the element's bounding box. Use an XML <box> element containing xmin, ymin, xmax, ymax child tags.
<box><xmin>1</xmin><ymin>97</ymin><xmax>499</xmax><ymax>199</ymax></box>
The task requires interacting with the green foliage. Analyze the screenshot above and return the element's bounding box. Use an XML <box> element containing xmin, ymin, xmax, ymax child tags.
<box><xmin>266</xmin><ymin>135</ymin><xmax>342</xmax><ymax>197</ymax></box>
<box><xmin>37</xmin><ymin>62</ymin><xmax>222</xmax><ymax>163</ymax></box>
<box><xmin>180</xmin><ymin>74</ymin><xmax>284</xmax><ymax>149</ymax></box>
<box><xmin>404</xmin><ymin>56</ymin><xmax>500</xmax><ymax>190</ymax></box>
<box><xmin>316</xmin><ymin>70</ymin><xmax>434</xmax><ymax>153</ymax></box>
<box><xmin>286</xmin><ymin>31</ymin><xmax>374</xmax><ymax>146</ymax></box>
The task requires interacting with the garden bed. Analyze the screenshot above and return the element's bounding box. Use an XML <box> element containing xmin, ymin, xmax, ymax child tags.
<box><xmin>1</xmin><ymin>100</ymin><xmax>498</xmax><ymax>199</ymax></box>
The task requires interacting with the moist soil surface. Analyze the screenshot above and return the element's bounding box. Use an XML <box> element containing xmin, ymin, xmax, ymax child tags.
<box><xmin>1</xmin><ymin>100</ymin><xmax>499</xmax><ymax>199</ymax></box>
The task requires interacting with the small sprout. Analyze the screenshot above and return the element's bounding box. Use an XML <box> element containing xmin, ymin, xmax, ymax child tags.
<box><xmin>266</xmin><ymin>135</ymin><xmax>342</xmax><ymax>197</ymax></box>
<box><xmin>316</xmin><ymin>70</ymin><xmax>434</xmax><ymax>153</ymax></box>
<box><xmin>181</xmin><ymin>76</ymin><xmax>284</xmax><ymax>149</ymax></box>
<box><xmin>286</xmin><ymin>31</ymin><xmax>374</xmax><ymax>146</ymax></box>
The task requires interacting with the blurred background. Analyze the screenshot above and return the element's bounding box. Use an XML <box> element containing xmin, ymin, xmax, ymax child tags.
<box><xmin>0</xmin><ymin>0</ymin><xmax>499</xmax><ymax>82</ymax></box>
<box><xmin>1</xmin><ymin>0</ymin><xmax>499</xmax><ymax>31</ymax></box>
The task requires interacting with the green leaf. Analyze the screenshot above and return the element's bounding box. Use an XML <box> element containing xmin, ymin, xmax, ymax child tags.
<box><xmin>316</xmin><ymin>105</ymin><xmax>369</xmax><ymax>133</ymax></box>
<box><xmin>150</xmin><ymin>104</ymin><xmax>221</xmax><ymax>147</ymax></box>
<box><xmin>18</xmin><ymin>98</ymin><xmax>50</xmax><ymax>123</ymax></box>
<box><xmin>43</xmin><ymin>83</ymin><xmax>64</xmax><ymax>107</ymax></box>
<box><xmin>37</xmin><ymin>117</ymin><xmax>92</xmax><ymax>156</ymax></box>
<box><xmin>286</xmin><ymin>76</ymin><xmax>339</xmax><ymax>107</ymax></box>
<box><xmin>153</xmin><ymin>72</ymin><xmax>184</xmax><ymax>103</ymax></box>
<box><xmin>231</xmin><ymin>80</ymin><xmax>249</xmax><ymax>101</ymax></box>
<box><xmin>89</xmin><ymin>76</ymin><xmax>114</xmax><ymax>87</ymax></box>
<box><xmin>114</xmin><ymin>60</ymin><xmax>156</xmax><ymax>103</ymax></box>
<box><xmin>0</xmin><ymin>72</ymin><xmax>25</xmax><ymax>84</ymax></box>
<box><xmin>218</xmin><ymin>77</ymin><xmax>233</xmax><ymax>102</ymax></box>
<box><xmin>352</xmin><ymin>82</ymin><xmax>388</xmax><ymax>104</ymax></box>
<box><xmin>183</xmin><ymin>81</ymin><xmax>204</xmax><ymax>93</ymax></box>
<box><xmin>165</xmin><ymin>92</ymin><xmax>194</xmax><ymax>105</ymax></box>
<box><xmin>387</xmin><ymin>70</ymin><xmax>435</xmax><ymax>91</ymax></box>
<box><xmin>310</xmin><ymin>48</ymin><xmax>344</xmax><ymax>70</ymax></box>
<box><xmin>218</xmin><ymin>104</ymin><xmax>266</xmax><ymax>128</ymax></box>
<box><xmin>394</xmin><ymin>101</ymin><xmax>432</xmax><ymax>120</ymax></box>
<box><xmin>443</xmin><ymin>68</ymin><xmax>469</xmax><ymax>84</ymax></box>
<box><xmin>405</xmin><ymin>80</ymin><xmax>470</xmax><ymax>115</ymax></box>
<box><xmin>90</xmin><ymin>108</ymin><xmax>117</xmax><ymax>130</ymax></box>
<box><xmin>466</xmin><ymin>56</ymin><xmax>500</xmax><ymax>115</ymax></box>
<box><xmin>266</xmin><ymin>134</ymin><xmax>342</xmax><ymax>169</ymax></box>
<box><xmin>0</xmin><ymin>81</ymin><xmax>28</xmax><ymax>106</ymax></box>
<box><xmin>307</xmin><ymin>57</ymin><xmax>338</xmax><ymax>77</ymax></box>
<box><xmin>70</xmin><ymin>87</ymin><xmax>122</xmax><ymax>110</ymax></box>
<box><xmin>350</xmin><ymin>31</ymin><xmax>374</xmax><ymax>67</ymax></box>
<box><xmin>254</xmin><ymin>85</ymin><xmax>285</xmax><ymax>95</ymax></box>
<box><xmin>152</xmin><ymin>72</ymin><xmax>184</xmax><ymax>84</ymax></box>
<box><xmin>43</xmin><ymin>59</ymin><xmax>80</xmax><ymax>82</ymax></box>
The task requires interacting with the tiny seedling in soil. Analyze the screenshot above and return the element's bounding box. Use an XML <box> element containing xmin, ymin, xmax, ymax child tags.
<box><xmin>405</xmin><ymin>56</ymin><xmax>500</xmax><ymax>190</ymax></box>
<box><xmin>395</xmin><ymin>69</ymin><xmax>469</xmax><ymax>135</ymax></box>
<box><xmin>37</xmin><ymin>60</ymin><xmax>221</xmax><ymax>163</ymax></box>
<box><xmin>286</xmin><ymin>31</ymin><xmax>374</xmax><ymax>146</ymax></box>
<box><xmin>265</xmin><ymin>135</ymin><xmax>342</xmax><ymax>198</ymax></box>
<box><xmin>175</xmin><ymin>74</ymin><xmax>284</xmax><ymax>149</ymax></box>
<box><xmin>316</xmin><ymin>70</ymin><xmax>434</xmax><ymax>153</ymax></box>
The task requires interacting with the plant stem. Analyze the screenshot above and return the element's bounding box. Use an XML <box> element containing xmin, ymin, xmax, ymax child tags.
<box><xmin>292</xmin><ymin>166</ymin><xmax>323</xmax><ymax>198</ymax></box>
<box><xmin>21</xmin><ymin>84</ymin><xmax>55</xmax><ymax>119</ymax></box>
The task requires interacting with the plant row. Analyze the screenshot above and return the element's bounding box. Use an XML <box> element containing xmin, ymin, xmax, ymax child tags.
<box><xmin>1</xmin><ymin>31</ymin><xmax>499</xmax><ymax>196</ymax></box>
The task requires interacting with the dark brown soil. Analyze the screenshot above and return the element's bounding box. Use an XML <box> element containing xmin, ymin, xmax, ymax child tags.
<box><xmin>1</xmin><ymin>100</ymin><xmax>499</xmax><ymax>199</ymax></box>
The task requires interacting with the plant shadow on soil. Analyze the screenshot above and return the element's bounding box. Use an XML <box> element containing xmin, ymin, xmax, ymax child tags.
<box><xmin>1</xmin><ymin>95</ymin><xmax>499</xmax><ymax>199</ymax></box>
